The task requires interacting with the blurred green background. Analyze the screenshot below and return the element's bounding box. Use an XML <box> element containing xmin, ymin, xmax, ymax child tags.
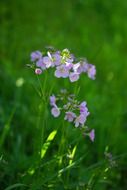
<box><xmin>0</xmin><ymin>0</ymin><xmax>127</xmax><ymax>189</ymax></box>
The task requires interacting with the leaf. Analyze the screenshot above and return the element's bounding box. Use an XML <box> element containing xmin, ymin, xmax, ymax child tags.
<box><xmin>69</xmin><ymin>145</ymin><xmax>77</xmax><ymax>165</ymax></box>
<box><xmin>42</xmin><ymin>153</ymin><xmax>88</xmax><ymax>184</ymax></box>
<box><xmin>4</xmin><ymin>183</ymin><xmax>27</xmax><ymax>190</ymax></box>
<box><xmin>0</xmin><ymin>107</ymin><xmax>16</xmax><ymax>149</ymax></box>
<box><xmin>41</xmin><ymin>130</ymin><xmax>57</xmax><ymax>159</ymax></box>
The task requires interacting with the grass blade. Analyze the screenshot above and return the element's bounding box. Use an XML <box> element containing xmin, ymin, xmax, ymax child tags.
<box><xmin>41</xmin><ymin>130</ymin><xmax>57</xmax><ymax>159</ymax></box>
<box><xmin>4</xmin><ymin>183</ymin><xmax>27</xmax><ymax>190</ymax></box>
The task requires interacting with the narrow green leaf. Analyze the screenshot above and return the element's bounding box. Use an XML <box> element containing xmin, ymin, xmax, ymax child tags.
<box><xmin>41</xmin><ymin>130</ymin><xmax>57</xmax><ymax>158</ymax></box>
<box><xmin>69</xmin><ymin>145</ymin><xmax>77</xmax><ymax>165</ymax></box>
<box><xmin>42</xmin><ymin>153</ymin><xmax>88</xmax><ymax>184</ymax></box>
<box><xmin>4</xmin><ymin>183</ymin><xmax>27</xmax><ymax>190</ymax></box>
<box><xmin>0</xmin><ymin>107</ymin><xmax>16</xmax><ymax>149</ymax></box>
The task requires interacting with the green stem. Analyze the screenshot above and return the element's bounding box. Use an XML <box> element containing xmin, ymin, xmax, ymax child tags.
<box><xmin>74</xmin><ymin>82</ymin><xmax>80</xmax><ymax>97</ymax></box>
<box><xmin>35</xmin><ymin>74</ymin><xmax>49</xmax><ymax>177</ymax></box>
<box><xmin>58</xmin><ymin>121</ymin><xmax>67</xmax><ymax>169</ymax></box>
<box><xmin>36</xmin><ymin>75</ymin><xmax>45</xmax><ymax>101</ymax></box>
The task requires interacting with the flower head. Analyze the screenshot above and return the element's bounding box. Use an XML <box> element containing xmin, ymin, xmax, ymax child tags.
<box><xmin>49</xmin><ymin>90</ymin><xmax>94</xmax><ymax>142</ymax></box>
<box><xmin>89</xmin><ymin>129</ymin><xmax>95</xmax><ymax>142</ymax></box>
<box><xmin>69</xmin><ymin>72</ymin><xmax>79</xmax><ymax>82</ymax></box>
<box><xmin>36</xmin><ymin>58</ymin><xmax>46</xmax><ymax>70</ymax></box>
<box><xmin>52</xmin><ymin>52</ymin><xmax>61</xmax><ymax>66</ymax></box>
<box><xmin>31</xmin><ymin>51</ymin><xmax>42</xmax><ymax>62</ymax></box>
<box><xmin>87</xmin><ymin>65</ymin><xmax>96</xmax><ymax>80</ymax></box>
<box><xmin>35</xmin><ymin>68</ymin><xmax>42</xmax><ymax>75</ymax></box>
<box><xmin>55</xmin><ymin>65</ymin><xmax>69</xmax><ymax>78</ymax></box>
<box><xmin>74</xmin><ymin>114</ymin><xmax>87</xmax><ymax>127</ymax></box>
<box><xmin>64</xmin><ymin>111</ymin><xmax>76</xmax><ymax>122</ymax></box>
<box><xmin>30</xmin><ymin>47</ymin><xmax>96</xmax><ymax>83</ymax></box>
<box><xmin>73</xmin><ymin>63</ymin><xmax>80</xmax><ymax>72</ymax></box>
<box><xmin>79</xmin><ymin>101</ymin><xmax>89</xmax><ymax>116</ymax></box>
<box><xmin>82</xmin><ymin>62</ymin><xmax>89</xmax><ymax>72</ymax></box>
<box><xmin>42</xmin><ymin>56</ymin><xmax>53</xmax><ymax>68</ymax></box>
<box><xmin>51</xmin><ymin>106</ymin><xmax>60</xmax><ymax>117</ymax></box>
<box><xmin>50</xmin><ymin>95</ymin><xmax>56</xmax><ymax>106</ymax></box>
<box><xmin>65</xmin><ymin>62</ymin><xmax>73</xmax><ymax>70</ymax></box>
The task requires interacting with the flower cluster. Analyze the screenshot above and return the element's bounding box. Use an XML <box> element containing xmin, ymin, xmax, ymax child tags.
<box><xmin>29</xmin><ymin>47</ymin><xmax>96</xmax><ymax>142</ymax></box>
<box><xmin>30</xmin><ymin>48</ymin><xmax>96</xmax><ymax>82</ymax></box>
<box><xmin>50</xmin><ymin>89</ymin><xmax>95</xmax><ymax>142</ymax></box>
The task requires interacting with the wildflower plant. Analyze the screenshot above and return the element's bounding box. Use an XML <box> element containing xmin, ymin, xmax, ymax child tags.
<box><xmin>28</xmin><ymin>47</ymin><xmax>97</xmax><ymax>189</ymax></box>
<box><xmin>29</xmin><ymin>47</ymin><xmax>96</xmax><ymax>141</ymax></box>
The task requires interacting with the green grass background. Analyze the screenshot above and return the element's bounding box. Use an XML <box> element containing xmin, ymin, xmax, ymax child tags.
<box><xmin>0</xmin><ymin>0</ymin><xmax>127</xmax><ymax>189</ymax></box>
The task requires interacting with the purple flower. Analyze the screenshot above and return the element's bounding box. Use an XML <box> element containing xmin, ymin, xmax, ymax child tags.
<box><xmin>36</xmin><ymin>58</ymin><xmax>46</xmax><ymax>70</ymax></box>
<box><xmin>77</xmin><ymin>65</ymin><xmax>83</xmax><ymax>74</ymax></box>
<box><xmin>69</xmin><ymin>72</ymin><xmax>79</xmax><ymax>82</ymax></box>
<box><xmin>79</xmin><ymin>101</ymin><xmax>86</xmax><ymax>109</ymax></box>
<box><xmin>35</xmin><ymin>68</ymin><xmax>42</xmax><ymax>75</ymax></box>
<box><xmin>52</xmin><ymin>52</ymin><xmax>61</xmax><ymax>66</ymax></box>
<box><xmin>79</xmin><ymin>101</ymin><xmax>89</xmax><ymax>116</ymax></box>
<box><xmin>81</xmin><ymin>62</ymin><xmax>89</xmax><ymax>73</ymax></box>
<box><xmin>65</xmin><ymin>62</ymin><xmax>73</xmax><ymax>70</ymax></box>
<box><xmin>42</xmin><ymin>56</ymin><xmax>53</xmax><ymax>68</ymax></box>
<box><xmin>31</xmin><ymin>51</ymin><xmax>42</xmax><ymax>62</ymax></box>
<box><xmin>87</xmin><ymin>65</ymin><xmax>96</xmax><ymax>80</ymax></box>
<box><xmin>55</xmin><ymin>65</ymin><xmax>69</xmax><ymax>78</ymax></box>
<box><xmin>74</xmin><ymin>114</ymin><xmax>87</xmax><ymax>127</ymax></box>
<box><xmin>51</xmin><ymin>106</ymin><xmax>60</xmax><ymax>117</ymax></box>
<box><xmin>89</xmin><ymin>129</ymin><xmax>95</xmax><ymax>142</ymax></box>
<box><xmin>64</xmin><ymin>111</ymin><xmax>76</xmax><ymax>122</ymax></box>
<box><xmin>50</xmin><ymin>95</ymin><xmax>56</xmax><ymax>106</ymax></box>
<box><xmin>77</xmin><ymin>62</ymin><xmax>88</xmax><ymax>73</ymax></box>
<box><xmin>73</xmin><ymin>63</ymin><xmax>80</xmax><ymax>72</ymax></box>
